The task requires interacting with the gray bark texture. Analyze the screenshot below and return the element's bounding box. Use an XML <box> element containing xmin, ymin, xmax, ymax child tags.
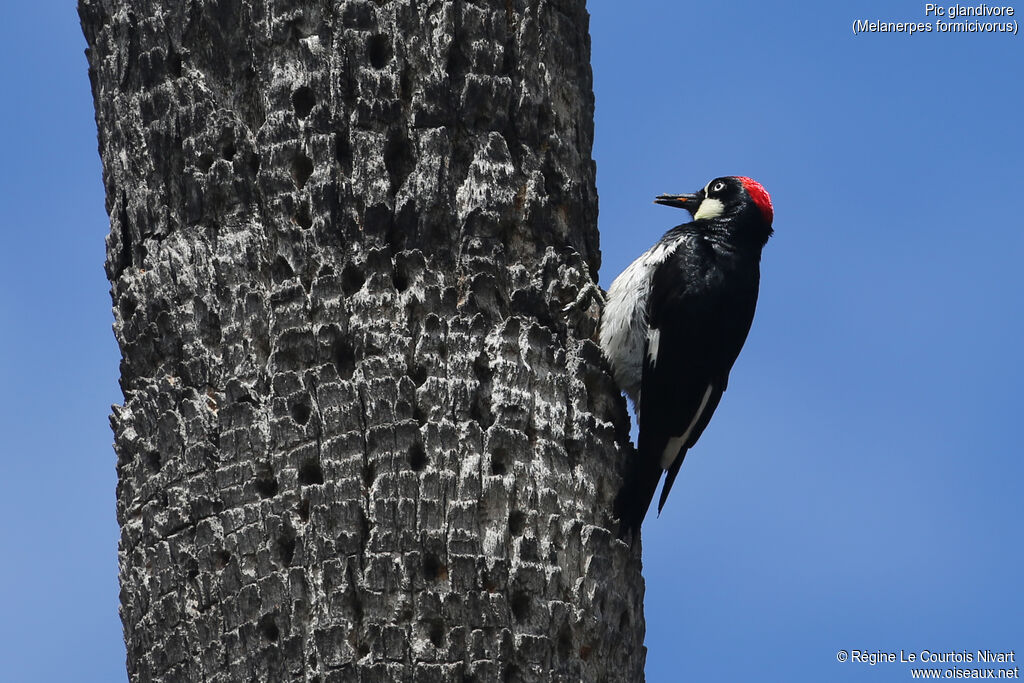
<box><xmin>81</xmin><ymin>0</ymin><xmax>645</xmax><ymax>680</ymax></box>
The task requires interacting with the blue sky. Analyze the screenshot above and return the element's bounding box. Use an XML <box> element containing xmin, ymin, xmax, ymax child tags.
<box><xmin>1</xmin><ymin>2</ymin><xmax>1020</xmax><ymax>681</ymax></box>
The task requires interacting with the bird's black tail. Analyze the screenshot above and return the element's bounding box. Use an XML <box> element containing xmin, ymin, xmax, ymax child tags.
<box><xmin>614</xmin><ymin>456</ymin><xmax>663</xmax><ymax>546</ymax></box>
<box><xmin>658</xmin><ymin>449</ymin><xmax>687</xmax><ymax>514</ymax></box>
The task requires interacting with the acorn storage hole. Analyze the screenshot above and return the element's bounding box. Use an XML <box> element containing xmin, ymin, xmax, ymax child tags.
<box><xmin>255</xmin><ymin>463</ymin><xmax>278</xmax><ymax>498</ymax></box>
<box><xmin>332</xmin><ymin>338</ymin><xmax>356</xmax><ymax>381</ymax></box>
<box><xmin>271</xmin><ymin>255</ymin><xmax>295</xmax><ymax>281</ymax></box>
<box><xmin>276</xmin><ymin>532</ymin><xmax>296</xmax><ymax>566</ymax></box>
<box><xmin>362</xmin><ymin>458</ymin><xmax>376</xmax><ymax>488</ymax></box>
<box><xmin>292</xmin><ymin>85</ymin><xmax>316</xmax><ymax>118</ymax></box>
<box><xmin>392</xmin><ymin>260</ymin><xmax>409</xmax><ymax>292</ymax></box>
<box><xmin>294</xmin><ymin>204</ymin><xmax>312</xmax><ymax>229</ymax></box>
<box><xmin>409</xmin><ymin>362</ymin><xmax>428</xmax><ymax>388</ymax></box>
<box><xmin>510</xmin><ymin>591</ymin><xmax>530</xmax><ymax>622</ymax></box>
<box><xmin>490</xmin><ymin>447</ymin><xmax>508</xmax><ymax>476</ymax></box>
<box><xmin>298</xmin><ymin>459</ymin><xmax>324</xmax><ymax>485</ymax></box>
<box><xmin>214</xmin><ymin>549</ymin><xmax>232</xmax><ymax>569</ymax></box>
<box><xmin>290</xmin><ymin>400</ymin><xmax>312</xmax><ymax>425</ymax></box>
<box><xmin>368</xmin><ymin>34</ymin><xmax>392</xmax><ymax>68</ymax></box>
<box><xmin>383</xmin><ymin>128</ymin><xmax>414</xmax><ymax>194</ymax></box>
<box><xmin>341</xmin><ymin>263</ymin><xmax>365</xmax><ymax>296</ymax></box>
<box><xmin>408</xmin><ymin>442</ymin><xmax>427</xmax><ymax>471</ymax></box>
<box><xmin>557</xmin><ymin>625</ymin><xmax>572</xmax><ymax>659</ymax></box>
<box><xmin>508</xmin><ymin>510</ymin><xmax>526</xmax><ymax>536</ymax></box>
<box><xmin>144</xmin><ymin>450</ymin><xmax>162</xmax><ymax>472</ymax></box>
<box><xmin>292</xmin><ymin>152</ymin><xmax>314</xmax><ymax>189</ymax></box>
<box><xmin>427</xmin><ymin>620</ymin><xmax>444</xmax><ymax>648</ymax></box>
<box><xmin>197</xmin><ymin>152</ymin><xmax>215</xmax><ymax>172</ymax></box>
<box><xmin>423</xmin><ymin>552</ymin><xmax>447</xmax><ymax>582</ymax></box>
<box><xmin>258</xmin><ymin>614</ymin><xmax>280</xmax><ymax>642</ymax></box>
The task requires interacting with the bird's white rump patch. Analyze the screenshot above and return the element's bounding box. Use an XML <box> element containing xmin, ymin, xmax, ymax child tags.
<box><xmin>694</xmin><ymin>198</ymin><xmax>724</xmax><ymax>221</ymax></box>
<box><xmin>660</xmin><ymin>383</ymin><xmax>715</xmax><ymax>469</ymax></box>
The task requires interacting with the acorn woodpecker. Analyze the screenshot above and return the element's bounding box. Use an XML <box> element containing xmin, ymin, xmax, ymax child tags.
<box><xmin>599</xmin><ymin>176</ymin><xmax>774</xmax><ymax>539</ymax></box>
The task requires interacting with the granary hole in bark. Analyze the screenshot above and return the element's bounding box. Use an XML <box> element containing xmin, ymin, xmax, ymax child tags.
<box><xmin>471</xmin><ymin>388</ymin><xmax>494</xmax><ymax>428</ymax></box>
<box><xmin>298</xmin><ymin>459</ymin><xmax>324</xmax><ymax>485</ymax></box>
<box><xmin>427</xmin><ymin>620</ymin><xmax>444</xmax><ymax>648</ymax></box>
<box><xmin>510</xmin><ymin>591</ymin><xmax>531</xmax><ymax>622</ymax></box>
<box><xmin>118</xmin><ymin>294</ymin><xmax>137</xmax><ymax>319</ymax></box>
<box><xmin>362</xmin><ymin>459</ymin><xmax>376</xmax><ymax>488</ymax></box>
<box><xmin>341</xmin><ymin>263</ymin><xmax>365</xmax><ymax>296</ymax></box>
<box><xmin>247</xmin><ymin>149</ymin><xmax>260</xmax><ymax>175</ymax></box>
<box><xmin>258</xmin><ymin>614</ymin><xmax>280</xmax><ymax>642</ymax></box>
<box><xmin>334</xmin><ymin>133</ymin><xmax>352</xmax><ymax>167</ymax></box>
<box><xmin>473</xmin><ymin>352</ymin><xmax>491</xmax><ymax>383</ymax></box>
<box><xmin>508</xmin><ymin>510</ymin><xmax>526</xmax><ymax>536</ymax></box>
<box><xmin>271</xmin><ymin>255</ymin><xmax>295</xmax><ymax>281</ymax></box>
<box><xmin>214</xmin><ymin>549</ymin><xmax>231</xmax><ymax>569</ymax></box>
<box><xmin>333</xmin><ymin>337</ymin><xmax>356</xmax><ymax>381</ymax></box>
<box><xmin>445</xmin><ymin>39</ymin><xmax>468</xmax><ymax>79</ymax></box>
<box><xmin>168</xmin><ymin>51</ymin><xmax>183</xmax><ymax>78</ymax></box>
<box><xmin>557</xmin><ymin>625</ymin><xmax>573</xmax><ymax>659</ymax></box>
<box><xmin>408</xmin><ymin>441</ymin><xmax>427</xmax><ymax>471</ymax></box>
<box><xmin>196</xmin><ymin>151</ymin><xmax>215</xmax><ymax>172</ymax></box>
<box><xmin>290</xmin><ymin>399</ymin><xmax>312</xmax><ymax>425</ymax></box>
<box><xmin>471</xmin><ymin>353</ymin><xmax>494</xmax><ymax>426</ymax></box>
<box><xmin>423</xmin><ymin>552</ymin><xmax>447</xmax><ymax>581</ymax></box>
<box><xmin>255</xmin><ymin>463</ymin><xmax>279</xmax><ymax>498</ymax></box>
<box><xmin>409</xmin><ymin>362</ymin><xmax>428</xmax><ymax>388</ymax></box>
<box><xmin>144</xmin><ymin>450</ymin><xmax>161</xmax><ymax>472</ymax></box>
<box><xmin>384</xmin><ymin>127</ymin><xmax>414</xmax><ymax>194</ymax></box>
<box><xmin>490</xmin><ymin>446</ymin><xmax>508</xmax><ymax>476</ymax></box>
<box><xmin>291</xmin><ymin>152</ymin><xmax>314</xmax><ymax>189</ymax></box>
<box><xmin>297</xmin><ymin>498</ymin><xmax>310</xmax><ymax>522</ymax></box>
<box><xmin>276</xmin><ymin>530</ymin><xmax>296</xmax><ymax>566</ymax></box>
<box><xmin>291</xmin><ymin>85</ymin><xmax>315</xmax><ymax>118</ymax></box>
<box><xmin>391</xmin><ymin>259</ymin><xmax>409</xmax><ymax>292</ymax></box>
<box><xmin>367</xmin><ymin>34</ymin><xmax>392</xmax><ymax>68</ymax></box>
<box><xmin>294</xmin><ymin>203</ymin><xmax>312</xmax><ymax>229</ymax></box>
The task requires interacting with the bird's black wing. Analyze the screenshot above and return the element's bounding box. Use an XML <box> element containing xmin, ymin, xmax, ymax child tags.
<box><xmin>616</xmin><ymin>241</ymin><xmax>757</xmax><ymax>538</ymax></box>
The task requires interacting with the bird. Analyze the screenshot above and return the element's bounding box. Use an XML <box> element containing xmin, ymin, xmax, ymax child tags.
<box><xmin>599</xmin><ymin>175</ymin><xmax>774</xmax><ymax>540</ymax></box>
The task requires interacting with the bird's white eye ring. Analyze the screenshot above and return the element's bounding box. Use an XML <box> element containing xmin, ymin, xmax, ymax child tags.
<box><xmin>712</xmin><ymin>182</ymin><xmax>725</xmax><ymax>193</ymax></box>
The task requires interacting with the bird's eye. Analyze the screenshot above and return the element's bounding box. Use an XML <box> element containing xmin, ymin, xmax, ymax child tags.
<box><xmin>712</xmin><ymin>181</ymin><xmax>725</xmax><ymax>193</ymax></box>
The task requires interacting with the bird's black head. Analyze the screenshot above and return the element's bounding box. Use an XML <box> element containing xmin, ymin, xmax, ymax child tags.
<box><xmin>655</xmin><ymin>176</ymin><xmax>774</xmax><ymax>243</ymax></box>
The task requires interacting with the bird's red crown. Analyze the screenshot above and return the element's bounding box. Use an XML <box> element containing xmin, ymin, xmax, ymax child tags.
<box><xmin>736</xmin><ymin>177</ymin><xmax>773</xmax><ymax>224</ymax></box>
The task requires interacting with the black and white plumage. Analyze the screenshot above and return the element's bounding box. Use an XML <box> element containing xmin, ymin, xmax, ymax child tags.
<box><xmin>599</xmin><ymin>176</ymin><xmax>774</xmax><ymax>539</ymax></box>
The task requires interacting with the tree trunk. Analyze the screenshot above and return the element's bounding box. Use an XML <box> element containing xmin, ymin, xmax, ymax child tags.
<box><xmin>81</xmin><ymin>0</ymin><xmax>645</xmax><ymax>680</ymax></box>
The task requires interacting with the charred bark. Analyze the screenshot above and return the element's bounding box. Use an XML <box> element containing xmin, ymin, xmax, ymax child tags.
<box><xmin>81</xmin><ymin>0</ymin><xmax>644</xmax><ymax>680</ymax></box>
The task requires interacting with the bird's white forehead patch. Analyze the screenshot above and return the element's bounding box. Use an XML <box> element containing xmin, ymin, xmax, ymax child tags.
<box><xmin>694</xmin><ymin>197</ymin><xmax>724</xmax><ymax>220</ymax></box>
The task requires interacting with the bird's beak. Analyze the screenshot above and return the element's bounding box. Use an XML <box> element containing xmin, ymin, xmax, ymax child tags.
<box><xmin>654</xmin><ymin>192</ymin><xmax>702</xmax><ymax>213</ymax></box>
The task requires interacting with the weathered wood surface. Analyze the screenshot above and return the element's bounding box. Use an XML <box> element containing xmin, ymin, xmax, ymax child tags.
<box><xmin>81</xmin><ymin>0</ymin><xmax>645</xmax><ymax>679</ymax></box>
